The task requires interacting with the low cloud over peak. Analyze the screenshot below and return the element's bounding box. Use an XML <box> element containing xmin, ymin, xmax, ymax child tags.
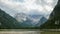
<box><xmin>0</xmin><ymin>0</ymin><xmax>58</xmax><ymax>19</ymax></box>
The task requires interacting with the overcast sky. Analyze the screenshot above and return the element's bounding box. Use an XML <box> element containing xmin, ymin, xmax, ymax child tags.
<box><xmin>0</xmin><ymin>0</ymin><xmax>58</xmax><ymax>19</ymax></box>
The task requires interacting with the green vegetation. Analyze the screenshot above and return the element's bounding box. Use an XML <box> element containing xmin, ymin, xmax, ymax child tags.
<box><xmin>0</xmin><ymin>9</ymin><xmax>40</xmax><ymax>29</ymax></box>
<box><xmin>41</xmin><ymin>31</ymin><xmax>60</xmax><ymax>34</ymax></box>
<box><xmin>0</xmin><ymin>9</ymin><xmax>19</xmax><ymax>29</ymax></box>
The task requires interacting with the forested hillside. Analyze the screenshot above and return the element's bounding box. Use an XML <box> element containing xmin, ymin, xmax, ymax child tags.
<box><xmin>40</xmin><ymin>0</ymin><xmax>60</xmax><ymax>29</ymax></box>
<box><xmin>0</xmin><ymin>9</ymin><xmax>19</xmax><ymax>29</ymax></box>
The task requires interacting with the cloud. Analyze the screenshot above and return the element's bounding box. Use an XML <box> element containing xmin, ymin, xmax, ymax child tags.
<box><xmin>0</xmin><ymin>0</ymin><xmax>58</xmax><ymax>18</ymax></box>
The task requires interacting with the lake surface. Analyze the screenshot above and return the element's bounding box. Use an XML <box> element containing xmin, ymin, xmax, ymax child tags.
<box><xmin>0</xmin><ymin>29</ymin><xmax>40</xmax><ymax>34</ymax></box>
<box><xmin>0</xmin><ymin>29</ymin><xmax>60</xmax><ymax>34</ymax></box>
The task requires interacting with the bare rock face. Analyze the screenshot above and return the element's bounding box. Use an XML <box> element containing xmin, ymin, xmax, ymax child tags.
<box><xmin>14</xmin><ymin>12</ymin><xmax>47</xmax><ymax>27</ymax></box>
<box><xmin>15</xmin><ymin>13</ymin><xmax>28</xmax><ymax>22</ymax></box>
<box><xmin>40</xmin><ymin>0</ymin><xmax>60</xmax><ymax>29</ymax></box>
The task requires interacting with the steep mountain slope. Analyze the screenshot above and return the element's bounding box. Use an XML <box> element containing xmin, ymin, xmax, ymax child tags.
<box><xmin>36</xmin><ymin>17</ymin><xmax>47</xmax><ymax>26</ymax></box>
<box><xmin>40</xmin><ymin>0</ymin><xmax>60</xmax><ymax>29</ymax></box>
<box><xmin>0</xmin><ymin>9</ymin><xmax>19</xmax><ymax>29</ymax></box>
<box><xmin>15</xmin><ymin>13</ymin><xmax>47</xmax><ymax>27</ymax></box>
<box><xmin>0</xmin><ymin>9</ymin><xmax>47</xmax><ymax>29</ymax></box>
